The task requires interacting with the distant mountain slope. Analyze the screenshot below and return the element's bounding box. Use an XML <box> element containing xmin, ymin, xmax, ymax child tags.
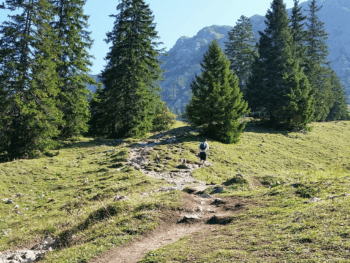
<box><xmin>159</xmin><ymin>0</ymin><xmax>350</xmax><ymax>113</ymax></box>
<box><xmin>159</xmin><ymin>25</ymin><xmax>233</xmax><ymax>114</ymax></box>
<box><xmin>87</xmin><ymin>74</ymin><xmax>101</xmax><ymax>93</ymax></box>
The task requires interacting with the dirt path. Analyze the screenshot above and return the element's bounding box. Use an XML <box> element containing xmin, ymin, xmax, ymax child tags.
<box><xmin>91</xmin><ymin>192</ymin><xmax>245</xmax><ymax>263</ymax></box>
<box><xmin>92</xmin><ymin>134</ymin><xmax>243</xmax><ymax>263</ymax></box>
<box><xmin>1</xmin><ymin>133</ymin><xmax>240</xmax><ymax>263</ymax></box>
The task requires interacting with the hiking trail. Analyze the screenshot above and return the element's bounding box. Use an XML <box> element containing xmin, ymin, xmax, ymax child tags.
<box><xmin>0</xmin><ymin>131</ymin><xmax>245</xmax><ymax>263</ymax></box>
<box><xmin>91</xmin><ymin>132</ymin><xmax>244</xmax><ymax>263</ymax></box>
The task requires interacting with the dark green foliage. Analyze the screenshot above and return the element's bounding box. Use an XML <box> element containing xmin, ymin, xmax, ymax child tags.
<box><xmin>305</xmin><ymin>0</ymin><xmax>329</xmax><ymax>69</ymax></box>
<box><xmin>247</xmin><ymin>0</ymin><xmax>314</xmax><ymax>129</ymax></box>
<box><xmin>290</xmin><ymin>0</ymin><xmax>307</xmax><ymax>64</ymax></box>
<box><xmin>224</xmin><ymin>175</ymin><xmax>247</xmax><ymax>186</ymax></box>
<box><xmin>225</xmin><ymin>15</ymin><xmax>258</xmax><ymax>96</ymax></box>
<box><xmin>326</xmin><ymin>71</ymin><xmax>350</xmax><ymax>121</ymax></box>
<box><xmin>308</xmin><ymin>66</ymin><xmax>334</xmax><ymax>121</ymax></box>
<box><xmin>87</xmin><ymin>86</ymin><xmax>106</xmax><ymax>136</ymax></box>
<box><xmin>152</xmin><ymin>102</ymin><xmax>177</xmax><ymax>132</ymax></box>
<box><xmin>304</xmin><ymin>0</ymin><xmax>333</xmax><ymax>121</ymax></box>
<box><xmin>98</xmin><ymin>0</ymin><xmax>165</xmax><ymax>138</ymax></box>
<box><xmin>0</xmin><ymin>0</ymin><xmax>63</xmax><ymax>159</ymax></box>
<box><xmin>258</xmin><ymin>176</ymin><xmax>276</xmax><ymax>186</ymax></box>
<box><xmin>50</xmin><ymin>0</ymin><xmax>95</xmax><ymax>138</ymax></box>
<box><xmin>295</xmin><ymin>185</ymin><xmax>318</xmax><ymax>198</ymax></box>
<box><xmin>186</xmin><ymin>39</ymin><xmax>249</xmax><ymax>144</ymax></box>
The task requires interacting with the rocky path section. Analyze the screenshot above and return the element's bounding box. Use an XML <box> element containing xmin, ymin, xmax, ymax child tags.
<box><xmin>89</xmin><ymin>133</ymin><xmax>243</xmax><ymax>263</ymax></box>
<box><xmin>0</xmin><ymin>131</ymin><xmax>222</xmax><ymax>263</ymax></box>
<box><xmin>125</xmin><ymin>134</ymin><xmax>212</xmax><ymax>191</ymax></box>
<box><xmin>0</xmin><ymin>237</ymin><xmax>57</xmax><ymax>263</ymax></box>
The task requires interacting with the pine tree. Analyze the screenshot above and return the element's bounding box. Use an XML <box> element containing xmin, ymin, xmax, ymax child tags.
<box><xmin>225</xmin><ymin>15</ymin><xmax>257</xmax><ymax>96</ymax></box>
<box><xmin>186</xmin><ymin>39</ymin><xmax>249</xmax><ymax>144</ymax></box>
<box><xmin>326</xmin><ymin>70</ymin><xmax>350</xmax><ymax>121</ymax></box>
<box><xmin>247</xmin><ymin>0</ymin><xmax>314</xmax><ymax>129</ymax></box>
<box><xmin>50</xmin><ymin>0</ymin><xmax>95</xmax><ymax>138</ymax></box>
<box><xmin>305</xmin><ymin>0</ymin><xmax>329</xmax><ymax>68</ymax></box>
<box><xmin>308</xmin><ymin>65</ymin><xmax>335</xmax><ymax>121</ymax></box>
<box><xmin>99</xmin><ymin>0</ymin><xmax>165</xmax><ymax>138</ymax></box>
<box><xmin>290</xmin><ymin>0</ymin><xmax>307</xmax><ymax>64</ymax></box>
<box><xmin>0</xmin><ymin>0</ymin><xmax>63</xmax><ymax>160</ymax></box>
<box><xmin>305</xmin><ymin>0</ymin><xmax>333</xmax><ymax>121</ymax></box>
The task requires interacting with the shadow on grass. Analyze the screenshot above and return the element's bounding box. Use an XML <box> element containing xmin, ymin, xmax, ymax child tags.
<box><xmin>58</xmin><ymin>138</ymin><xmax>124</xmax><ymax>150</ymax></box>
<box><xmin>243</xmin><ymin>121</ymin><xmax>290</xmax><ymax>135</ymax></box>
<box><xmin>56</xmin><ymin>203</ymin><xmax>122</xmax><ymax>249</ymax></box>
<box><xmin>55</xmin><ymin>200</ymin><xmax>164</xmax><ymax>250</ymax></box>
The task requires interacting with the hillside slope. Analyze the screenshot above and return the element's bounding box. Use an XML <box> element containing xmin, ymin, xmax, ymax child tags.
<box><xmin>1</xmin><ymin>120</ymin><xmax>350</xmax><ymax>262</ymax></box>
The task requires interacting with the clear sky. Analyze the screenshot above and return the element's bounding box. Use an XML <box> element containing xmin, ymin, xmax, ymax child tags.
<box><xmin>0</xmin><ymin>0</ymin><xmax>308</xmax><ymax>75</ymax></box>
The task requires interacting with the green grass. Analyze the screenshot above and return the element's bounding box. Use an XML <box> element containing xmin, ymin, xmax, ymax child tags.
<box><xmin>1</xmin><ymin>120</ymin><xmax>350</xmax><ymax>262</ymax></box>
<box><xmin>141</xmin><ymin>169</ymin><xmax>350</xmax><ymax>262</ymax></box>
<box><xmin>138</xmin><ymin>120</ymin><xmax>350</xmax><ymax>263</ymax></box>
<box><xmin>0</xmin><ymin>137</ymin><xmax>182</xmax><ymax>262</ymax></box>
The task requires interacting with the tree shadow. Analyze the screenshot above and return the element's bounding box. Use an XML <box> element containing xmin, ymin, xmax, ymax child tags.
<box><xmin>56</xmin><ymin>203</ymin><xmax>122</xmax><ymax>249</ymax></box>
<box><xmin>58</xmin><ymin>138</ymin><xmax>125</xmax><ymax>151</ymax></box>
<box><xmin>243</xmin><ymin>121</ymin><xmax>290</xmax><ymax>136</ymax></box>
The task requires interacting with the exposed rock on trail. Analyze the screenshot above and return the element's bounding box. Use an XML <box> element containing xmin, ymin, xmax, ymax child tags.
<box><xmin>125</xmin><ymin>134</ymin><xmax>212</xmax><ymax>191</ymax></box>
<box><xmin>91</xmin><ymin>192</ymin><xmax>242</xmax><ymax>263</ymax></box>
<box><xmin>0</xmin><ymin>237</ymin><xmax>57</xmax><ymax>263</ymax></box>
<box><xmin>91</xmin><ymin>134</ymin><xmax>243</xmax><ymax>263</ymax></box>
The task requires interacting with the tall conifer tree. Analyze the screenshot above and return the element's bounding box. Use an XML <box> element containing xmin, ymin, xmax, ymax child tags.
<box><xmin>247</xmin><ymin>0</ymin><xmax>314</xmax><ymax>129</ymax></box>
<box><xmin>99</xmin><ymin>0</ymin><xmax>165</xmax><ymax>138</ymax></box>
<box><xmin>186</xmin><ymin>39</ymin><xmax>249</xmax><ymax>144</ymax></box>
<box><xmin>50</xmin><ymin>0</ymin><xmax>95</xmax><ymax>138</ymax></box>
<box><xmin>326</xmin><ymin>70</ymin><xmax>350</xmax><ymax>121</ymax></box>
<box><xmin>0</xmin><ymin>0</ymin><xmax>63</xmax><ymax>159</ymax></box>
<box><xmin>225</xmin><ymin>15</ymin><xmax>257</xmax><ymax>95</ymax></box>
<box><xmin>290</xmin><ymin>0</ymin><xmax>307</xmax><ymax>65</ymax></box>
<box><xmin>305</xmin><ymin>0</ymin><xmax>333</xmax><ymax>121</ymax></box>
<box><xmin>305</xmin><ymin>0</ymin><xmax>329</xmax><ymax>68</ymax></box>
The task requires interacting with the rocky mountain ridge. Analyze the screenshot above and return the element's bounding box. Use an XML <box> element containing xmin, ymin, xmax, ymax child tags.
<box><xmin>159</xmin><ymin>0</ymin><xmax>350</xmax><ymax>113</ymax></box>
<box><xmin>87</xmin><ymin>0</ymin><xmax>350</xmax><ymax>113</ymax></box>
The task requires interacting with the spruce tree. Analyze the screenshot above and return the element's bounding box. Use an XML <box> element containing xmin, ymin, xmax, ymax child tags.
<box><xmin>305</xmin><ymin>0</ymin><xmax>332</xmax><ymax>121</ymax></box>
<box><xmin>308</xmin><ymin>65</ymin><xmax>334</xmax><ymax>121</ymax></box>
<box><xmin>326</xmin><ymin>70</ymin><xmax>350</xmax><ymax>121</ymax></box>
<box><xmin>50</xmin><ymin>0</ymin><xmax>95</xmax><ymax>138</ymax></box>
<box><xmin>0</xmin><ymin>0</ymin><xmax>63</xmax><ymax>160</ymax></box>
<box><xmin>186</xmin><ymin>39</ymin><xmax>249</xmax><ymax>144</ymax></box>
<box><xmin>99</xmin><ymin>0</ymin><xmax>165</xmax><ymax>138</ymax></box>
<box><xmin>290</xmin><ymin>0</ymin><xmax>307</xmax><ymax>65</ymax></box>
<box><xmin>224</xmin><ymin>15</ymin><xmax>257</xmax><ymax>96</ymax></box>
<box><xmin>247</xmin><ymin>0</ymin><xmax>314</xmax><ymax>129</ymax></box>
<box><xmin>305</xmin><ymin>0</ymin><xmax>329</xmax><ymax>68</ymax></box>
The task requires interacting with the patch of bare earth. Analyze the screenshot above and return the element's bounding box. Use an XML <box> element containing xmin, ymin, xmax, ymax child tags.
<box><xmin>91</xmin><ymin>191</ymin><xmax>247</xmax><ymax>263</ymax></box>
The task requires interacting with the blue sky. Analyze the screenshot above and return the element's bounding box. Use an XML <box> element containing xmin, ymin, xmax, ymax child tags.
<box><xmin>0</xmin><ymin>0</ymin><xmax>307</xmax><ymax>74</ymax></box>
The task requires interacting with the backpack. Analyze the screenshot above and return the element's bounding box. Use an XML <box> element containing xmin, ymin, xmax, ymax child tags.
<box><xmin>200</xmin><ymin>142</ymin><xmax>207</xmax><ymax>150</ymax></box>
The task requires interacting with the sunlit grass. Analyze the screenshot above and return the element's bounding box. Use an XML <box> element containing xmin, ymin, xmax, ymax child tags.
<box><xmin>1</xmin><ymin>120</ymin><xmax>350</xmax><ymax>262</ymax></box>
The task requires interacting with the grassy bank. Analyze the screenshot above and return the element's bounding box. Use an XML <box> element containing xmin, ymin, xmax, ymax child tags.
<box><xmin>141</xmin><ymin>168</ymin><xmax>350</xmax><ymax>262</ymax></box>
<box><xmin>0</xmin><ymin>139</ymin><xmax>182</xmax><ymax>262</ymax></box>
<box><xmin>1</xmin><ymin>120</ymin><xmax>349</xmax><ymax>262</ymax></box>
<box><xmin>139</xmin><ymin>120</ymin><xmax>350</xmax><ymax>262</ymax></box>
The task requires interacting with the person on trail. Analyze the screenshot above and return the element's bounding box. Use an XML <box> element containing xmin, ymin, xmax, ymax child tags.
<box><xmin>198</xmin><ymin>139</ymin><xmax>209</xmax><ymax>167</ymax></box>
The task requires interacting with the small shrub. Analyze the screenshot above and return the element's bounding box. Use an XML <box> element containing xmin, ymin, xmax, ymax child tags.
<box><xmin>152</xmin><ymin>102</ymin><xmax>177</xmax><ymax>132</ymax></box>
<box><xmin>223</xmin><ymin>175</ymin><xmax>247</xmax><ymax>186</ymax></box>
<box><xmin>258</xmin><ymin>175</ymin><xmax>276</xmax><ymax>186</ymax></box>
<box><xmin>295</xmin><ymin>186</ymin><xmax>318</xmax><ymax>198</ymax></box>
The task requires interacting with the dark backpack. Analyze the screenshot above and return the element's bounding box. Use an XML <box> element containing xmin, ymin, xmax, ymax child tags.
<box><xmin>200</xmin><ymin>142</ymin><xmax>207</xmax><ymax>150</ymax></box>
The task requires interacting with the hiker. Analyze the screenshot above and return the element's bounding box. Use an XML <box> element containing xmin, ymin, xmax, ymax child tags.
<box><xmin>198</xmin><ymin>139</ymin><xmax>209</xmax><ymax>167</ymax></box>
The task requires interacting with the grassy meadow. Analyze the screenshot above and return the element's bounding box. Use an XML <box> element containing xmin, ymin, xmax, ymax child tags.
<box><xmin>0</xmin><ymin>120</ymin><xmax>350</xmax><ymax>262</ymax></box>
